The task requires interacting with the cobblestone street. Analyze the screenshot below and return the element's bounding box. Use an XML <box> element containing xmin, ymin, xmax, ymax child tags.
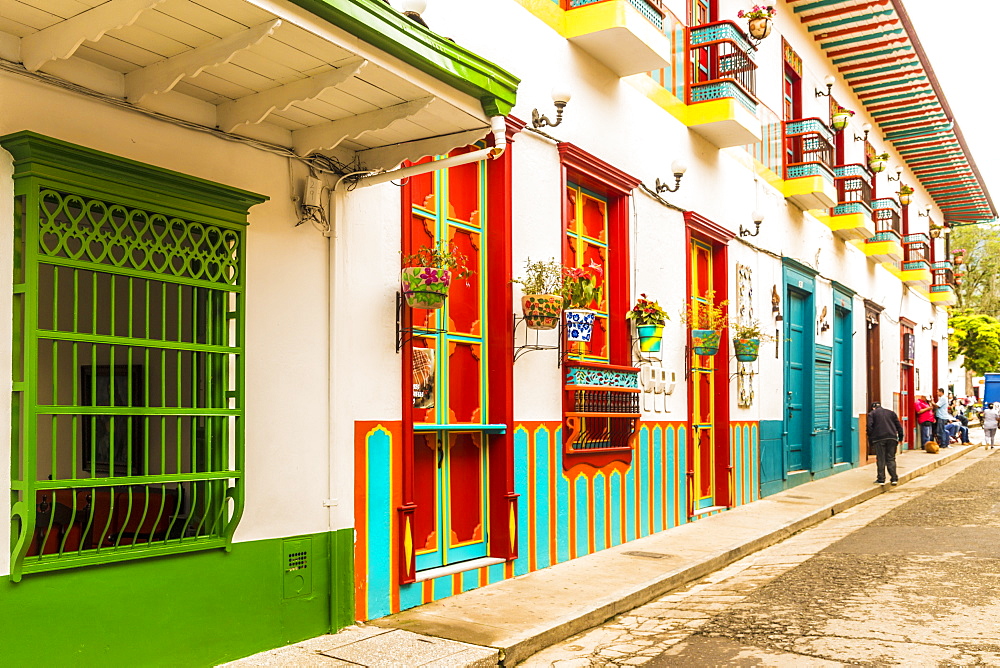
<box><xmin>521</xmin><ymin>448</ymin><xmax>1000</xmax><ymax>667</ymax></box>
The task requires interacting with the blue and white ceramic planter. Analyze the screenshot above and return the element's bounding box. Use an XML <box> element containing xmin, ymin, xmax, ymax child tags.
<box><xmin>565</xmin><ymin>308</ymin><xmax>596</xmax><ymax>342</ymax></box>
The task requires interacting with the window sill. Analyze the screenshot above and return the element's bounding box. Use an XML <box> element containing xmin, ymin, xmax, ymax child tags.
<box><xmin>414</xmin><ymin>556</ymin><xmax>506</xmax><ymax>582</ymax></box>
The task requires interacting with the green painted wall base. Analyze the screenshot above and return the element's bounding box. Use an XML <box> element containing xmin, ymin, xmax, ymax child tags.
<box><xmin>1</xmin><ymin>528</ymin><xmax>354</xmax><ymax>667</ymax></box>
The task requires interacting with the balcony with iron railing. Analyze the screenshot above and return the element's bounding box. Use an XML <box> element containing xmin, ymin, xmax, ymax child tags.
<box><xmin>929</xmin><ymin>260</ymin><xmax>957</xmax><ymax>305</ymax></box>
<box><xmin>863</xmin><ymin>198</ymin><xmax>904</xmax><ymax>263</ymax></box>
<box><xmin>898</xmin><ymin>233</ymin><xmax>932</xmax><ymax>285</ymax></box>
<box><xmin>816</xmin><ymin>164</ymin><xmax>875</xmax><ymax>240</ymax></box>
<box><xmin>782</xmin><ymin>119</ymin><xmax>837</xmax><ymax>210</ymax></box>
<box><xmin>562</xmin><ymin>0</ymin><xmax>674</xmax><ymax>76</ymax></box>
<box><xmin>684</xmin><ymin>21</ymin><xmax>761</xmax><ymax>148</ymax></box>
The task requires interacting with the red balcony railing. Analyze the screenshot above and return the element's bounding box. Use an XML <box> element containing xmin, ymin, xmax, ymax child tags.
<box><xmin>688</xmin><ymin>21</ymin><xmax>757</xmax><ymax>110</ymax></box>
<box><xmin>835</xmin><ymin>165</ymin><xmax>872</xmax><ymax>206</ymax></box>
<box><xmin>783</xmin><ymin>119</ymin><xmax>835</xmax><ymax>181</ymax></box>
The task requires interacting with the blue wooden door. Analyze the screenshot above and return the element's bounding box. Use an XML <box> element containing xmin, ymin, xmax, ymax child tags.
<box><xmin>833</xmin><ymin>305</ymin><xmax>852</xmax><ymax>464</ymax></box>
<box><xmin>785</xmin><ymin>288</ymin><xmax>811</xmax><ymax>472</ymax></box>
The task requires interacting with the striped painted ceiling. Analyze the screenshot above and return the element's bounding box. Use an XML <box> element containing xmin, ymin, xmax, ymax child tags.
<box><xmin>788</xmin><ymin>0</ymin><xmax>995</xmax><ymax>223</ymax></box>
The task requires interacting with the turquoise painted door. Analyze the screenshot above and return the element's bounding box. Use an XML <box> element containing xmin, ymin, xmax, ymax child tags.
<box><xmin>785</xmin><ymin>288</ymin><xmax>811</xmax><ymax>472</ymax></box>
<box><xmin>833</xmin><ymin>305</ymin><xmax>852</xmax><ymax>464</ymax></box>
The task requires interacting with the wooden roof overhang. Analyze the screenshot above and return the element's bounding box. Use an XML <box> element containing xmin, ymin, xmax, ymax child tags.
<box><xmin>788</xmin><ymin>0</ymin><xmax>995</xmax><ymax>223</ymax></box>
<box><xmin>0</xmin><ymin>0</ymin><xmax>519</xmax><ymax>171</ymax></box>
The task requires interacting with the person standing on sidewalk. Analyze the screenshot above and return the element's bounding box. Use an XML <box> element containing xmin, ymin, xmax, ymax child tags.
<box><xmin>984</xmin><ymin>403</ymin><xmax>999</xmax><ymax>449</ymax></box>
<box><xmin>914</xmin><ymin>394</ymin><xmax>936</xmax><ymax>449</ymax></box>
<box><xmin>934</xmin><ymin>388</ymin><xmax>951</xmax><ymax>449</ymax></box>
<box><xmin>868</xmin><ymin>401</ymin><xmax>904</xmax><ymax>485</ymax></box>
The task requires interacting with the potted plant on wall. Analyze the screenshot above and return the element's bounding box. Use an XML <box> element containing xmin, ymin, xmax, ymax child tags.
<box><xmin>831</xmin><ymin>107</ymin><xmax>854</xmax><ymax>132</ymax></box>
<box><xmin>952</xmin><ymin>248</ymin><xmax>967</xmax><ymax>265</ymax></box>
<box><xmin>400</xmin><ymin>240</ymin><xmax>473</xmax><ymax>310</ymax></box>
<box><xmin>626</xmin><ymin>294</ymin><xmax>669</xmax><ymax>353</ymax></box>
<box><xmin>513</xmin><ymin>258</ymin><xmax>563</xmax><ymax>330</ymax></box>
<box><xmin>731</xmin><ymin>319</ymin><xmax>775</xmax><ymax>362</ymax></box>
<box><xmin>681</xmin><ymin>291</ymin><xmax>729</xmax><ymax>356</ymax></box>
<box><xmin>738</xmin><ymin>5</ymin><xmax>776</xmax><ymax>40</ymax></box>
<box><xmin>562</xmin><ymin>262</ymin><xmax>603</xmax><ymax>343</ymax></box>
<box><xmin>868</xmin><ymin>152</ymin><xmax>889</xmax><ymax>174</ymax></box>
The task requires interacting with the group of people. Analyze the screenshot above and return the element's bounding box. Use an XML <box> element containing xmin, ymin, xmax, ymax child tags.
<box><xmin>867</xmin><ymin>388</ymin><xmax>1000</xmax><ymax>487</ymax></box>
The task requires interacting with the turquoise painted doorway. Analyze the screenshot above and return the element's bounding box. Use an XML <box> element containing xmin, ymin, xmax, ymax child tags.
<box><xmin>784</xmin><ymin>287</ymin><xmax>812</xmax><ymax>473</ymax></box>
<box><xmin>833</xmin><ymin>304</ymin><xmax>852</xmax><ymax>464</ymax></box>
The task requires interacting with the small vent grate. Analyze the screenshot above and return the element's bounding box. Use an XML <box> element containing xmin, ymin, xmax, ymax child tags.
<box><xmin>288</xmin><ymin>551</ymin><xmax>308</xmax><ymax>571</ymax></box>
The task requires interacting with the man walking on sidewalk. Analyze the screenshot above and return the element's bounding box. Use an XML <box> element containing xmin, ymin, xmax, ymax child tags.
<box><xmin>868</xmin><ymin>401</ymin><xmax>904</xmax><ymax>485</ymax></box>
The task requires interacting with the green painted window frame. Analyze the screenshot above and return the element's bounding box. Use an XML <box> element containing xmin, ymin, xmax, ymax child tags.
<box><xmin>2</xmin><ymin>132</ymin><xmax>266</xmax><ymax>581</ymax></box>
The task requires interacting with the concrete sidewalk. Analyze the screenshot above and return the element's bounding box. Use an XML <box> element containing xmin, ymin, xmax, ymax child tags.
<box><xmin>225</xmin><ymin>441</ymin><xmax>980</xmax><ymax>668</ymax></box>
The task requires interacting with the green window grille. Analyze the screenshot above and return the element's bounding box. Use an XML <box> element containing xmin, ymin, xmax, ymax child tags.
<box><xmin>3</xmin><ymin>132</ymin><xmax>266</xmax><ymax>581</ymax></box>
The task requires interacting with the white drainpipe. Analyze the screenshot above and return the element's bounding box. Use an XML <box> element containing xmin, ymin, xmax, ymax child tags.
<box><xmin>339</xmin><ymin>116</ymin><xmax>508</xmax><ymax>191</ymax></box>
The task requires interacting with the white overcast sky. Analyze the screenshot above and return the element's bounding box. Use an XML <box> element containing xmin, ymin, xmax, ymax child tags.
<box><xmin>902</xmin><ymin>0</ymin><xmax>999</xmax><ymax>217</ymax></box>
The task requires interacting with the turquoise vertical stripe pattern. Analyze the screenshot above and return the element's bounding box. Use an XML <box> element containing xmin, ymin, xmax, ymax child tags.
<box><xmin>574</xmin><ymin>474</ymin><xmax>589</xmax><ymax>557</ymax></box>
<box><xmin>556</xmin><ymin>450</ymin><xmax>570</xmax><ymax>564</ymax></box>
<box><xmin>624</xmin><ymin>451</ymin><xmax>636</xmax><ymax>543</ymax></box>
<box><xmin>432</xmin><ymin>574</ymin><xmax>453</xmax><ymax>601</ymax></box>
<box><xmin>462</xmin><ymin>569</ymin><xmax>479</xmax><ymax>592</ymax></box>
<box><xmin>609</xmin><ymin>469</ymin><xmax>622</xmax><ymax>546</ymax></box>
<box><xmin>488</xmin><ymin>563</ymin><xmax>505</xmax><ymax>584</ymax></box>
<box><xmin>638</xmin><ymin>427</ymin><xmax>649</xmax><ymax>538</ymax></box>
<box><xmin>535</xmin><ymin>427</ymin><xmax>551</xmax><ymax>569</ymax></box>
<box><xmin>399</xmin><ymin>583</ymin><xmax>422</xmax><ymax>611</ymax></box>
<box><xmin>652</xmin><ymin>426</ymin><xmax>663</xmax><ymax>533</ymax></box>
<box><xmin>367</xmin><ymin>428</ymin><xmax>392</xmax><ymax>619</ymax></box>
<box><xmin>666</xmin><ymin>426</ymin><xmax>676</xmax><ymax>528</ymax></box>
<box><xmin>593</xmin><ymin>472</ymin><xmax>607</xmax><ymax>552</ymax></box>
<box><xmin>513</xmin><ymin>427</ymin><xmax>530</xmax><ymax>576</ymax></box>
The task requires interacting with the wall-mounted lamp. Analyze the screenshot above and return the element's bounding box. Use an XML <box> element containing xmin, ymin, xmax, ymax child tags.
<box><xmin>854</xmin><ymin>122</ymin><xmax>872</xmax><ymax>142</ymax></box>
<box><xmin>400</xmin><ymin>0</ymin><xmax>429</xmax><ymax>27</ymax></box>
<box><xmin>887</xmin><ymin>165</ymin><xmax>902</xmax><ymax>182</ymax></box>
<box><xmin>655</xmin><ymin>160</ymin><xmax>688</xmax><ymax>194</ymax></box>
<box><xmin>815</xmin><ymin>75</ymin><xmax>836</xmax><ymax>97</ymax></box>
<box><xmin>739</xmin><ymin>210</ymin><xmax>764</xmax><ymax>237</ymax></box>
<box><xmin>531</xmin><ymin>87</ymin><xmax>572</xmax><ymax>129</ymax></box>
<box><xmin>918</xmin><ymin>205</ymin><xmax>931</xmax><ymax>218</ymax></box>
<box><xmin>771</xmin><ymin>285</ymin><xmax>783</xmax><ymax>321</ymax></box>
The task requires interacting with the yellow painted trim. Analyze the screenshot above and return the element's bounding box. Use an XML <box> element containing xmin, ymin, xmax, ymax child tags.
<box><xmin>563</xmin><ymin>0</ymin><xmax>630</xmax><ymax>39</ymax></box>
<box><xmin>815</xmin><ymin>211</ymin><xmax>871</xmax><ymax>234</ymax></box>
<box><xmin>899</xmin><ymin>269</ymin><xmax>933</xmax><ymax>284</ymax></box>
<box><xmin>511</xmin><ymin>0</ymin><xmax>566</xmax><ymax>32</ymax></box>
<box><xmin>929</xmin><ymin>287</ymin><xmax>957</xmax><ymax>304</ymax></box>
<box><xmin>863</xmin><ymin>240</ymin><xmax>904</xmax><ymax>258</ymax></box>
<box><xmin>781</xmin><ymin>175</ymin><xmax>826</xmax><ymax>199</ymax></box>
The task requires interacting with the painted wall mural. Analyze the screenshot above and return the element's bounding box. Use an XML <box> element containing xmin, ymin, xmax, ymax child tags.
<box><xmin>354</xmin><ymin>420</ymin><xmax>758</xmax><ymax>621</ymax></box>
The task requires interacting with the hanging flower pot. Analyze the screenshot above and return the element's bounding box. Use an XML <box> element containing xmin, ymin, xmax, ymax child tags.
<box><xmin>733</xmin><ymin>337</ymin><xmax>761</xmax><ymax>362</ymax></box>
<box><xmin>831</xmin><ymin>112</ymin><xmax>853</xmax><ymax>132</ymax></box>
<box><xmin>868</xmin><ymin>157</ymin><xmax>887</xmax><ymax>174</ymax></box>
<box><xmin>401</xmin><ymin>267</ymin><xmax>451</xmax><ymax>310</ymax></box>
<box><xmin>691</xmin><ymin>328</ymin><xmax>722</xmax><ymax>356</ymax></box>
<box><xmin>636</xmin><ymin>324</ymin><xmax>664</xmax><ymax>353</ymax></box>
<box><xmin>521</xmin><ymin>294</ymin><xmax>563</xmax><ymax>330</ymax></box>
<box><xmin>747</xmin><ymin>17</ymin><xmax>772</xmax><ymax>39</ymax></box>
<box><xmin>565</xmin><ymin>308</ymin><xmax>597</xmax><ymax>343</ymax></box>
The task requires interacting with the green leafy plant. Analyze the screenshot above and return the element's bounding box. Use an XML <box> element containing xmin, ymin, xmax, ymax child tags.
<box><xmin>737</xmin><ymin>5</ymin><xmax>775</xmax><ymax>19</ymax></box>
<box><xmin>512</xmin><ymin>258</ymin><xmax>563</xmax><ymax>295</ymax></box>
<box><xmin>899</xmin><ymin>184</ymin><xmax>914</xmax><ymax>195</ymax></box>
<box><xmin>731</xmin><ymin>319</ymin><xmax>776</xmax><ymax>341</ymax></box>
<box><xmin>626</xmin><ymin>294</ymin><xmax>669</xmax><ymax>326</ymax></box>
<box><xmin>871</xmin><ymin>152</ymin><xmax>889</xmax><ymax>162</ymax></box>
<box><xmin>562</xmin><ymin>262</ymin><xmax>604</xmax><ymax>309</ymax></box>
<box><xmin>681</xmin><ymin>291</ymin><xmax>729</xmax><ymax>330</ymax></box>
<box><xmin>401</xmin><ymin>240</ymin><xmax>474</xmax><ymax>279</ymax></box>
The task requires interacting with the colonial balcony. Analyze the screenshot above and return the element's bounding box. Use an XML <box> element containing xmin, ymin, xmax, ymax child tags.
<box><xmin>929</xmin><ymin>261</ymin><xmax>957</xmax><ymax>306</ymax></box>
<box><xmin>899</xmin><ymin>233</ymin><xmax>932</xmax><ymax>286</ymax></box>
<box><xmin>815</xmin><ymin>165</ymin><xmax>875</xmax><ymax>240</ymax></box>
<box><xmin>563</xmin><ymin>0</ymin><xmax>674</xmax><ymax>76</ymax></box>
<box><xmin>864</xmin><ymin>198</ymin><xmax>904</xmax><ymax>263</ymax></box>
<box><xmin>782</xmin><ymin>119</ymin><xmax>837</xmax><ymax>210</ymax></box>
<box><xmin>685</xmin><ymin>21</ymin><xmax>761</xmax><ymax>148</ymax></box>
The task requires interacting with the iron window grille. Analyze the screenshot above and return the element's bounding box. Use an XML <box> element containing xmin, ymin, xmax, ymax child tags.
<box><xmin>4</xmin><ymin>133</ymin><xmax>264</xmax><ymax>580</ymax></box>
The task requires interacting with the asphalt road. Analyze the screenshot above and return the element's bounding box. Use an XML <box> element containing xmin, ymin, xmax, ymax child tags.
<box><xmin>522</xmin><ymin>448</ymin><xmax>1000</xmax><ymax>667</ymax></box>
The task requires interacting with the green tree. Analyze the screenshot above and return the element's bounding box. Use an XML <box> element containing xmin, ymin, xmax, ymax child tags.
<box><xmin>948</xmin><ymin>313</ymin><xmax>1000</xmax><ymax>375</ymax></box>
<box><xmin>950</xmin><ymin>223</ymin><xmax>1000</xmax><ymax>316</ymax></box>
